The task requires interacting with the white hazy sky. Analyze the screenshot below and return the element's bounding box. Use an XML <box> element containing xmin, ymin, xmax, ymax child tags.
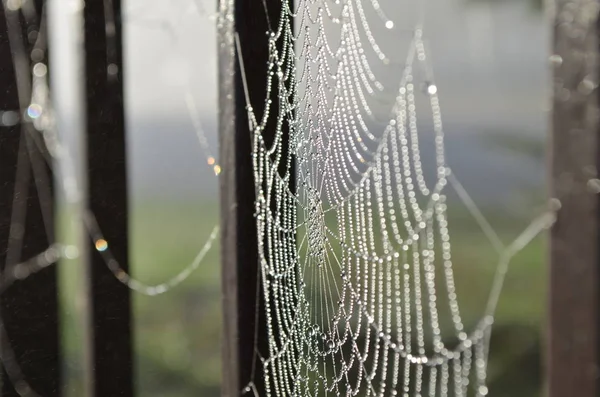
<box><xmin>116</xmin><ymin>0</ymin><xmax>547</xmax><ymax>203</ymax></box>
<box><xmin>123</xmin><ymin>0</ymin><xmax>218</xmax><ymax>120</ymax></box>
<box><xmin>123</xmin><ymin>0</ymin><xmax>548</xmax><ymax>131</ymax></box>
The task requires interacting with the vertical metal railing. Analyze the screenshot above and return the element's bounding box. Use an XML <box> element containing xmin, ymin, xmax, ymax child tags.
<box><xmin>82</xmin><ymin>0</ymin><xmax>133</xmax><ymax>395</ymax></box>
<box><xmin>1</xmin><ymin>0</ymin><xmax>134</xmax><ymax>395</ymax></box>
<box><xmin>548</xmin><ymin>1</ymin><xmax>600</xmax><ymax>396</ymax></box>
<box><xmin>219</xmin><ymin>1</ymin><xmax>293</xmax><ymax>395</ymax></box>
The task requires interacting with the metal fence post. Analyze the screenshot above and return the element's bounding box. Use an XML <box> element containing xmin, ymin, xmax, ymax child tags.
<box><xmin>548</xmin><ymin>2</ymin><xmax>600</xmax><ymax>396</ymax></box>
<box><xmin>83</xmin><ymin>0</ymin><xmax>134</xmax><ymax>395</ymax></box>
<box><xmin>219</xmin><ymin>1</ymin><xmax>293</xmax><ymax>395</ymax></box>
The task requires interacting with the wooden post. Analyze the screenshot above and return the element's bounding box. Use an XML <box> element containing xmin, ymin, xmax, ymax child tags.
<box><xmin>219</xmin><ymin>1</ymin><xmax>292</xmax><ymax>395</ymax></box>
<box><xmin>548</xmin><ymin>1</ymin><xmax>600</xmax><ymax>396</ymax></box>
<box><xmin>0</xmin><ymin>2</ymin><xmax>60</xmax><ymax>396</ymax></box>
<box><xmin>83</xmin><ymin>0</ymin><xmax>134</xmax><ymax>395</ymax></box>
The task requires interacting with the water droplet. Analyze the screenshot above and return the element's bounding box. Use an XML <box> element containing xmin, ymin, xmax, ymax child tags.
<box><xmin>478</xmin><ymin>386</ymin><xmax>489</xmax><ymax>396</ymax></box>
<box><xmin>64</xmin><ymin>245</ymin><xmax>79</xmax><ymax>259</ymax></box>
<box><xmin>107</xmin><ymin>63</ymin><xmax>119</xmax><ymax>76</ymax></box>
<box><xmin>427</xmin><ymin>84</ymin><xmax>438</xmax><ymax>95</ymax></box>
<box><xmin>558</xmin><ymin>87</ymin><xmax>571</xmax><ymax>102</ymax></box>
<box><xmin>33</xmin><ymin>63</ymin><xmax>47</xmax><ymax>77</ymax></box>
<box><xmin>549</xmin><ymin>54</ymin><xmax>563</xmax><ymax>66</ymax></box>
<box><xmin>6</xmin><ymin>0</ymin><xmax>22</xmax><ymax>11</ymax></box>
<box><xmin>13</xmin><ymin>265</ymin><xmax>29</xmax><ymax>280</ymax></box>
<box><xmin>27</xmin><ymin>104</ymin><xmax>42</xmax><ymax>119</ymax></box>
<box><xmin>31</xmin><ymin>48</ymin><xmax>44</xmax><ymax>62</ymax></box>
<box><xmin>1</xmin><ymin>110</ymin><xmax>19</xmax><ymax>126</ymax></box>
<box><xmin>579</xmin><ymin>77</ymin><xmax>596</xmax><ymax>95</ymax></box>
<box><xmin>385</xmin><ymin>20</ymin><xmax>394</xmax><ymax>29</ymax></box>
<box><xmin>588</xmin><ymin>179</ymin><xmax>600</xmax><ymax>193</ymax></box>
<box><xmin>95</xmin><ymin>239</ymin><xmax>108</xmax><ymax>252</ymax></box>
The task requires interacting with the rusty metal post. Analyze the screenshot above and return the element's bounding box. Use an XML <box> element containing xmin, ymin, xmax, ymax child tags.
<box><xmin>548</xmin><ymin>2</ymin><xmax>600</xmax><ymax>396</ymax></box>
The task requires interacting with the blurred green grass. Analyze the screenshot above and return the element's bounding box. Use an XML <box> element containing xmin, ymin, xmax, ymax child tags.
<box><xmin>128</xmin><ymin>199</ymin><xmax>545</xmax><ymax>397</ymax></box>
<box><xmin>130</xmin><ymin>200</ymin><xmax>221</xmax><ymax>397</ymax></box>
<box><xmin>58</xmin><ymin>196</ymin><xmax>546</xmax><ymax>397</ymax></box>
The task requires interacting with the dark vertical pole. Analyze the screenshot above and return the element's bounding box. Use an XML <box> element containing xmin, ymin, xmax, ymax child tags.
<box><xmin>0</xmin><ymin>3</ymin><xmax>60</xmax><ymax>396</ymax></box>
<box><xmin>219</xmin><ymin>1</ymin><xmax>292</xmax><ymax>395</ymax></box>
<box><xmin>548</xmin><ymin>2</ymin><xmax>600</xmax><ymax>396</ymax></box>
<box><xmin>83</xmin><ymin>0</ymin><xmax>133</xmax><ymax>395</ymax></box>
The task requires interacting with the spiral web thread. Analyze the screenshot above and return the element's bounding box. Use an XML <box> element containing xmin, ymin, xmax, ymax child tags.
<box><xmin>234</xmin><ymin>0</ymin><xmax>557</xmax><ymax>396</ymax></box>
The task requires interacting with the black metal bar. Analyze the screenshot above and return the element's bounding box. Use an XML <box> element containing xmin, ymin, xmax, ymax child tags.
<box><xmin>220</xmin><ymin>1</ymin><xmax>293</xmax><ymax>395</ymax></box>
<box><xmin>0</xmin><ymin>2</ymin><xmax>60</xmax><ymax>396</ymax></box>
<box><xmin>83</xmin><ymin>0</ymin><xmax>133</xmax><ymax>395</ymax></box>
<box><xmin>547</xmin><ymin>3</ymin><xmax>600</xmax><ymax>396</ymax></box>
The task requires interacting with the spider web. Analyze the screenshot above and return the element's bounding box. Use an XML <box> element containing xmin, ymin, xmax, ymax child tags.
<box><xmin>0</xmin><ymin>0</ymin><xmax>557</xmax><ymax>395</ymax></box>
<box><xmin>232</xmin><ymin>0</ymin><xmax>556</xmax><ymax>396</ymax></box>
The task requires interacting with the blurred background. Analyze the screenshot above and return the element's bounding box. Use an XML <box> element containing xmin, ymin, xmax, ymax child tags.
<box><xmin>89</xmin><ymin>0</ymin><xmax>549</xmax><ymax>395</ymax></box>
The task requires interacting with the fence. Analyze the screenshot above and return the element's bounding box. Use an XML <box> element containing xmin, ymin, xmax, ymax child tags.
<box><xmin>0</xmin><ymin>0</ymin><xmax>132</xmax><ymax>395</ymax></box>
<box><xmin>0</xmin><ymin>0</ymin><xmax>598</xmax><ymax>396</ymax></box>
